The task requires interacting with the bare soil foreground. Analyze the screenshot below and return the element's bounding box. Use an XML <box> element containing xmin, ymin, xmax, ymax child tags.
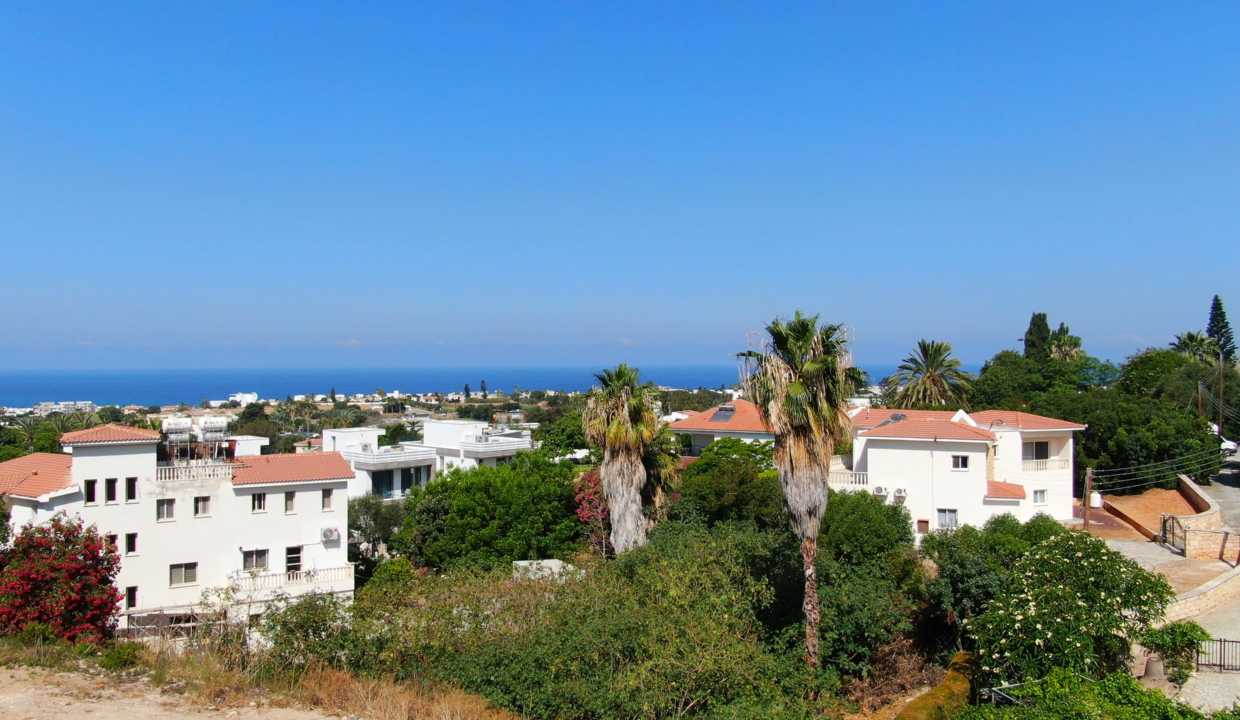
<box><xmin>0</xmin><ymin>667</ymin><xmax>333</xmax><ymax>720</ymax></box>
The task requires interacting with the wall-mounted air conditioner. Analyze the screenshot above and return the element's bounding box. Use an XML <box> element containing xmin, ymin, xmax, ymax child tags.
<box><xmin>871</xmin><ymin>486</ymin><xmax>888</xmax><ymax>496</ymax></box>
<box><xmin>321</xmin><ymin>527</ymin><xmax>341</xmax><ymax>543</ymax></box>
<box><xmin>893</xmin><ymin>488</ymin><xmax>908</xmax><ymax>499</ymax></box>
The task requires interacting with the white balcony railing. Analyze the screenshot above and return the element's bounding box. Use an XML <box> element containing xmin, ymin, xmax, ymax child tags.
<box><xmin>342</xmin><ymin>444</ymin><xmax>437</xmax><ymax>471</ymax></box>
<box><xmin>156</xmin><ymin>461</ymin><xmax>233</xmax><ymax>482</ymax></box>
<box><xmin>828</xmin><ymin>471</ymin><xmax>869</xmax><ymax>487</ymax></box>
<box><xmin>1021</xmin><ymin>458</ymin><xmax>1069</xmax><ymax>473</ymax></box>
<box><xmin>460</xmin><ymin>435</ymin><xmax>532</xmax><ymax>458</ymax></box>
<box><xmin>229</xmin><ymin>565</ymin><xmax>354</xmax><ymax>592</ymax></box>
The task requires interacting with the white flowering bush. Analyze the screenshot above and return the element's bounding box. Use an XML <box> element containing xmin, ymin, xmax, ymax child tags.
<box><xmin>965</xmin><ymin>531</ymin><xmax>1174</xmax><ymax>684</ymax></box>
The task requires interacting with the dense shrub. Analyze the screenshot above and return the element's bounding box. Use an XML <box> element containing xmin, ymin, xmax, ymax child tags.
<box><xmin>0</xmin><ymin>514</ymin><xmax>122</xmax><ymax>643</ymax></box>
<box><xmin>677</xmin><ymin>439</ymin><xmax>782</xmax><ymax>528</ymax></box>
<box><xmin>261</xmin><ymin>592</ymin><xmax>354</xmax><ymax>675</ymax></box>
<box><xmin>819</xmin><ymin>489</ymin><xmax>914</xmax><ymax>566</ymax></box>
<box><xmin>966</xmin><ymin>532</ymin><xmax>1174</xmax><ymax>684</ymax></box>
<box><xmin>392</xmin><ymin>453</ymin><xmax>581</xmax><ymax>569</ymax></box>
<box><xmin>99</xmin><ymin>641</ymin><xmax>142</xmax><ymax>670</ymax></box>
<box><xmin>1142</xmin><ymin>620</ymin><xmax>1212</xmax><ymax>685</ymax></box>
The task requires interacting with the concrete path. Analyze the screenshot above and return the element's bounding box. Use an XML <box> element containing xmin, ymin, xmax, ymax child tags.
<box><xmin>1105</xmin><ymin>540</ymin><xmax>1233</xmax><ymax>594</ymax></box>
<box><xmin>1208</xmin><ymin>464</ymin><xmax>1240</xmax><ymax>529</ymax></box>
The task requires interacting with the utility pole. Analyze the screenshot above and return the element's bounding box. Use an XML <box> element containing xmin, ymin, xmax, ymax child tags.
<box><xmin>1220</xmin><ymin>353</ymin><xmax>1226</xmax><ymax>432</ymax></box>
<box><xmin>1083</xmin><ymin>467</ymin><xmax>1094</xmax><ymax>534</ymax></box>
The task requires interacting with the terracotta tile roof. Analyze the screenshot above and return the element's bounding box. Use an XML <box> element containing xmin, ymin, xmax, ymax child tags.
<box><xmin>986</xmin><ymin>480</ymin><xmax>1027</xmax><ymax>500</ymax></box>
<box><xmin>679</xmin><ymin>410</ymin><xmax>700</xmax><ymax>417</ymax></box>
<box><xmin>859</xmin><ymin>417</ymin><xmax>995</xmax><ymax>442</ymax></box>
<box><xmin>0</xmin><ymin>453</ymin><xmax>74</xmax><ymax>499</ymax></box>
<box><xmin>668</xmin><ymin>399</ymin><xmax>771</xmax><ymax>434</ymax></box>
<box><xmin>61</xmin><ymin>424</ymin><xmax>162</xmax><ymax>445</ymax></box>
<box><xmin>232</xmin><ymin>451</ymin><xmax>354</xmax><ymax>486</ymax></box>
<box><xmin>849</xmin><ymin>408</ymin><xmax>959</xmax><ymax>429</ymax></box>
<box><xmin>968</xmin><ymin>410</ymin><xmax>1086</xmax><ymax>431</ymax></box>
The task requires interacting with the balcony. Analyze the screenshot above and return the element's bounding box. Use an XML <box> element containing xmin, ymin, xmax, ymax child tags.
<box><xmin>156</xmin><ymin>460</ymin><xmax>233</xmax><ymax>482</ymax></box>
<box><xmin>828</xmin><ymin>471</ymin><xmax>869</xmax><ymax>487</ymax></box>
<box><xmin>460</xmin><ymin>435</ymin><xmax>532</xmax><ymax>458</ymax></box>
<box><xmin>229</xmin><ymin>564</ymin><xmax>354</xmax><ymax>593</ymax></box>
<box><xmin>1021</xmin><ymin>458</ymin><xmax>1069</xmax><ymax>473</ymax></box>
<box><xmin>341</xmin><ymin>443</ymin><xmax>436</xmax><ymax>471</ymax></box>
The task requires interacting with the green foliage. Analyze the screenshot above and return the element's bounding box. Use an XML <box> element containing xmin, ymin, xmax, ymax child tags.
<box><xmin>260</xmin><ymin>591</ymin><xmax>353</xmax><ymax>675</ymax></box>
<box><xmin>347</xmin><ymin>494</ymin><xmax>409</xmax><ymax>549</ymax></box>
<box><xmin>236</xmin><ymin>402</ymin><xmax>268</xmax><ymax>425</ymax></box>
<box><xmin>1208</xmin><ymin>295</ymin><xmax>1237</xmax><ymax>361</ymax></box>
<box><xmin>99</xmin><ymin>641</ymin><xmax>142</xmax><ymax>670</ymax></box>
<box><xmin>378</xmin><ymin>422</ymin><xmax>414</xmax><ymax>446</ymax></box>
<box><xmin>1118</xmin><ymin>349</ymin><xmax>1190</xmax><ymax>396</ymax></box>
<box><xmin>819</xmin><ymin>489</ymin><xmax>914</xmax><ymax>567</ymax></box>
<box><xmin>966</xmin><ymin>532</ymin><xmax>1174</xmax><ymax>684</ymax></box>
<box><xmin>270</xmin><ymin>434</ymin><xmax>302</xmax><ymax>454</ymax></box>
<box><xmin>659</xmin><ymin>388</ymin><xmax>726</xmax><ymax>413</ymax></box>
<box><xmin>1022</xmin><ymin>313</ymin><xmax>1052</xmax><ymax>365</ymax></box>
<box><xmin>534</xmin><ymin>411</ymin><xmax>589</xmax><ymax>456</ymax></box>
<box><xmin>96</xmin><ymin>406</ymin><xmax>124</xmax><ymax>423</ymax></box>
<box><xmin>32</xmin><ymin>427</ymin><xmax>62</xmax><ymax>454</ymax></box>
<box><xmin>392</xmin><ymin>453</ymin><xmax>581</xmax><ymax>569</ymax></box>
<box><xmin>237</xmin><ymin>419</ymin><xmax>280</xmax><ymax>447</ymax></box>
<box><xmin>456</xmin><ymin>404</ymin><xmax>498</xmax><ymax>422</ymax></box>
<box><xmin>958</xmin><ymin>668</ymin><xmax>1230</xmax><ymax>720</ymax></box>
<box><xmin>889</xmin><ymin>339</ymin><xmax>975</xmax><ymax>408</ymax></box>
<box><xmin>971</xmin><ymin>350</ymin><xmax>1118</xmax><ymax>411</ymax></box>
<box><xmin>1142</xmin><ymin>620</ymin><xmax>1212</xmax><ymax>685</ymax></box>
<box><xmin>676</xmin><ymin>439</ymin><xmax>783</xmax><ymax>529</ymax></box>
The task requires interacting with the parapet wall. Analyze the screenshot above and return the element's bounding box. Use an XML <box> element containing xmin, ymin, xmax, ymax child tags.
<box><xmin>1164</xmin><ymin>563</ymin><xmax>1240</xmax><ymax>623</ymax></box>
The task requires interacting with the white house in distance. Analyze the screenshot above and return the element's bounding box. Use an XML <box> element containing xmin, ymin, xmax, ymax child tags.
<box><xmin>321</xmin><ymin>419</ymin><xmax>534</xmax><ymax>500</ymax></box>
<box><xmin>672</xmin><ymin>401</ymin><xmax>1085</xmax><ymax>535</ymax></box>
<box><xmin>0</xmin><ymin>423</ymin><xmax>353</xmax><ymax>633</ymax></box>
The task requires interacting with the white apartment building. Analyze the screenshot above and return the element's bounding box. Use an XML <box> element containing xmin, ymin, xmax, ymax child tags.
<box><xmin>0</xmin><ymin>424</ymin><xmax>353</xmax><ymax>633</ymax></box>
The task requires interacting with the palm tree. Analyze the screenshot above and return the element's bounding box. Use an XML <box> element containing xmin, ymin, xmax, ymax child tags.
<box><xmin>890</xmin><ymin>340</ymin><xmax>975</xmax><ymax>408</ymax></box>
<box><xmin>740</xmin><ymin>311</ymin><xmax>860</xmax><ymax>668</ymax></box>
<box><xmin>11</xmin><ymin>417</ymin><xmax>40</xmax><ymax>445</ymax></box>
<box><xmin>642</xmin><ymin>424</ymin><xmax>682</xmax><ymax>522</ymax></box>
<box><xmin>68</xmin><ymin>411</ymin><xmax>101</xmax><ymax>431</ymax></box>
<box><xmin>43</xmin><ymin>413</ymin><xmax>76</xmax><ymax>434</ymax></box>
<box><xmin>582</xmin><ymin>364</ymin><xmax>660</xmax><ymax>553</ymax></box>
<box><xmin>1171</xmin><ymin>331</ymin><xmax>1218</xmax><ymax>363</ymax></box>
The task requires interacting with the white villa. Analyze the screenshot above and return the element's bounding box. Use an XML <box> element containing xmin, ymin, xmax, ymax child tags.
<box><xmin>0</xmin><ymin>423</ymin><xmax>354</xmax><ymax>633</ymax></box>
<box><xmin>674</xmin><ymin>401</ymin><xmax>1085</xmax><ymax>535</ymax></box>
<box><xmin>320</xmin><ymin>419</ymin><xmax>534</xmax><ymax>500</ymax></box>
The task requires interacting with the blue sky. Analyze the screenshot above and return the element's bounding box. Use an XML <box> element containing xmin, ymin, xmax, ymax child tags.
<box><xmin>2</xmin><ymin>3</ymin><xmax>1238</xmax><ymax>370</ymax></box>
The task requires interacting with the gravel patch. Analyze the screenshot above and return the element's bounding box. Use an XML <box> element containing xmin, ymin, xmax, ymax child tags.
<box><xmin>1177</xmin><ymin>670</ymin><xmax>1240</xmax><ymax>713</ymax></box>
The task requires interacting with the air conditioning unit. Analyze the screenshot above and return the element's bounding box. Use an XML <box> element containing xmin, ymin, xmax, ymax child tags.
<box><xmin>871</xmin><ymin>486</ymin><xmax>888</xmax><ymax>496</ymax></box>
<box><xmin>321</xmin><ymin>527</ymin><xmax>341</xmax><ymax>543</ymax></box>
<box><xmin>893</xmin><ymin>488</ymin><xmax>908</xmax><ymax>499</ymax></box>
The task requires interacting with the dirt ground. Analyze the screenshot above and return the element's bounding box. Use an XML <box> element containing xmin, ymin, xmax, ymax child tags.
<box><xmin>0</xmin><ymin>667</ymin><xmax>331</xmax><ymax>720</ymax></box>
<box><xmin>1103</xmin><ymin>488</ymin><xmax>1198</xmax><ymax>537</ymax></box>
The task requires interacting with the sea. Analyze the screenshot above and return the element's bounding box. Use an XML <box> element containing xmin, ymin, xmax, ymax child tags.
<box><xmin>0</xmin><ymin>365</ymin><xmax>915</xmax><ymax>409</ymax></box>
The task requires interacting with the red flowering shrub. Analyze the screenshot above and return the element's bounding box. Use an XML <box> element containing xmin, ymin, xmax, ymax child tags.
<box><xmin>573</xmin><ymin>469</ymin><xmax>610</xmax><ymax>556</ymax></box>
<box><xmin>0</xmin><ymin>513</ymin><xmax>123</xmax><ymax>643</ymax></box>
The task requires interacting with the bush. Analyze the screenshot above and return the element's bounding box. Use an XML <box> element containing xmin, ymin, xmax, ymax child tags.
<box><xmin>966</xmin><ymin>532</ymin><xmax>1174</xmax><ymax>684</ymax></box>
<box><xmin>957</xmin><ymin>668</ymin><xmax>1227</xmax><ymax>719</ymax></box>
<box><xmin>0</xmin><ymin>514</ymin><xmax>123</xmax><ymax>643</ymax></box>
<box><xmin>392</xmin><ymin>453</ymin><xmax>581</xmax><ymax>570</ymax></box>
<box><xmin>676</xmin><ymin>439</ymin><xmax>782</xmax><ymax>529</ymax></box>
<box><xmin>820</xmin><ymin>489</ymin><xmax>914</xmax><ymax>566</ymax></box>
<box><xmin>260</xmin><ymin>592</ymin><xmax>353</xmax><ymax>676</ymax></box>
<box><xmin>1143</xmin><ymin>620</ymin><xmax>1212</xmax><ymax>685</ymax></box>
<box><xmin>99</xmin><ymin>641</ymin><xmax>142</xmax><ymax>670</ymax></box>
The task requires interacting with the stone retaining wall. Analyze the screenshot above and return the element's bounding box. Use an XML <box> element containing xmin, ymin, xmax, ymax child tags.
<box><xmin>1165</xmin><ymin>563</ymin><xmax>1240</xmax><ymax>623</ymax></box>
<box><xmin>1176</xmin><ymin>475</ymin><xmax>1224</xmax><ymax>530</ymax></box>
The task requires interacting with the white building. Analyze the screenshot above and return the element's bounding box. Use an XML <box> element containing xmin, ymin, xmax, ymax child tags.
<box><xmin>229</xmin><ymin>392</ymin><xmax>259</xmax><ymax>406</ymax></box>
<box><xmin>0</xmin><ymin>424</ymin><xmax>353</xmax><ymax>632</ymax></box>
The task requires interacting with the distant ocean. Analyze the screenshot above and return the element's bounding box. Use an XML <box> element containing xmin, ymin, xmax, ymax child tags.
<box><xmin>0</xmin><ymin>364</ymin><xmax>924</xmax><ymax>408</ymax></box>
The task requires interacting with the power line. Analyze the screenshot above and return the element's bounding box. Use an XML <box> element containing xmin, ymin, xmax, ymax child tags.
<box><xmin>1091</xmin><ymin>447</ymin><xmax>1223</xmax><ymax>477</ymax></box>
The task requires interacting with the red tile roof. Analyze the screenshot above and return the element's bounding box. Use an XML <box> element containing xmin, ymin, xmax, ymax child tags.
<box><xmin>668</xmin><ymin>399</ymin><xmax>771</xmax><ymax>434</ymax></box>
<box><xmin>859</xmin><ymin>417</ymin><xmax>995</xmax><ymax>442</ymax></box>
<box><xmin>0</xmin><ymin>453</ymin><xmax>74</xmax><ymax>499</ymax></box>
<box><xmin>61</xmin><ymin>424</ymin><xmax>161</xmax><ymax>445</ymax></box>
<box><xmin>968</xmin><ymin>410</ymin><xmax>1086</xmax><ymax>431</ymax></box>
<box><xmin>232</xmin><ymin>451</ymin><xmax>354</xmax><ymax>486</ymax></box>
<box><xmin>986</xmin><ymin>480</ymin><xmax>1027</xmax><ymax>500</ymax></box>
<box><xmin>849</xmin><ymin>408</ymin><xmax>959</xmax><ymax>429</ymax></box>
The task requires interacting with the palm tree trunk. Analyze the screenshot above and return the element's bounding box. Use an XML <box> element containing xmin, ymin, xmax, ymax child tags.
<box><xmin>602</xmin><ymin>450</ymin><xmax>648</xmax><ymax>553</ymax></box>
<box><xmin>801</xmin><ymin>535</ymin><xmax>820</xmax><ymax>668</ymax></box>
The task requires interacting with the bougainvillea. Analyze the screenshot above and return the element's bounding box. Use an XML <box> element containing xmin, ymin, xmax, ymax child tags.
<box><xmin>0</xmin><ymin>513</ymin><xmax>123</xmax><ymax>643</ymax></box>
<box><xmin>965</xmin><ymin>531</ymin><xmax>1173</xmax><ymax>684</ymax></box>
<box><xmin>574</xmin><ymin>468</ymin><xmax>610</xmax><ymax>556</ymax></box>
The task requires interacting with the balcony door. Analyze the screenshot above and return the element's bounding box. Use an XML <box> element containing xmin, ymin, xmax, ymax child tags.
<box><xmin>1022</xmin><ymin>441</ymin><xmax>1050</xmax><ymax>462</ymax></box>
<box><xmin>371</xmin><ymin>470</ymin><xmax>394</xmax><ymax>499</ymax></box>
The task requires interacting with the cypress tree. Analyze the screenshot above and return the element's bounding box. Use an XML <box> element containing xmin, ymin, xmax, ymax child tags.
<box><xmin>1207</xmin><ymin>295</ymin><xmax>1237</xmax><ymax>361</ymax></box>
<box><xmin>1023</xmin><ymin>312</ymin><xmax>1051</xmax><ymax>364</ymax></box>
<box><xmin>464</xmin><ymin>383</ymin><xmax>471</xmax><ymax>399</ymax></box>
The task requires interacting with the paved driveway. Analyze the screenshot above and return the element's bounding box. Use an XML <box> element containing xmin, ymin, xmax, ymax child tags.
<box><xmin>1208</xmin><ymin>464</ymin><xmax>1240</xmax><ymax>528</ymax></box>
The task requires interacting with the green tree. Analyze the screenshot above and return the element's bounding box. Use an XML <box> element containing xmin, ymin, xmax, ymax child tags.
<box><xmin>236</xmin><ymin>419</ymin><xmax>280</xmax><ymax>448</ymax></box>
<box><xmin>236</xmin><ymin>402</ymin><xmax>268</xmax><ymax>425</ymax></box>
<box><xmin>1048</xmin><ymin>323</ymin><xmax>1084</xmax><ymax>361</ymax></box>
<box><xmin>1022</xmin><ymin>312</ymin><xmax>1052</xmax><ymax>364</ymax></box>
<box><xmin>378</xmin><ymin>422</ymin><xmax>413</xmax><ymax>446</ymax></box>
<box><xmin>96</xmin><ymin>406</ymin><xmax>124</xmax><ymax>423</ymax></box>
<box><xmin>464</xmin><ymin>383</ymin><xmax>471</xmax><ymax>399</ymax></box>
<box><xmin>676</xmin><ymin>438</ymin><xmax>782</xmax><ymax>528</ymax></box>
<box><xmin>481</xmin><ymin>380</ymin><xmax>488</xmax><ymax>399</ymax></box>
<box><xmin>348</xmin><ymin>494</ymin><xmax>410</xmax><ymax>551</ymax></box>
<box><xmin>1117</xmin><ymin>348</ymin><xmax>1189</xmax><ymax>396</ymax></box>
<box><xmin>582</xmin><ymin>364</ymin><xmax>660</xmax><ymax>554</ymax></box>
<box><xmin>533</xmin><ymin>411</ymin><xmax>588</xmax><ymax>456</ymax></box>
<box><xmin>740</xmin><ymin>310</ymin><xmax>861</xmax><ymax>668</ymax></box>
<box><xmin>1171</xmin><ymin>330</ymin><xmax>1219</xmax><ymax>363</ymax></box>
<box><xmin>889</xmin><ymin>339</ymin><xmax>975</xmax><ymax>408</ymax></box>
<box><xmin>1208</xmin><ymin>294</ymin><xmax>1237</xmax><ymax>361</ymax></box>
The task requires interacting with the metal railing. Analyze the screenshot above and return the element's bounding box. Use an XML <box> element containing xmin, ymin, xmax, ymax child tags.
<box><xmin>1199</xmin><ymin>639</ymin><xmax>1240</xmax><ymax>672</ymax></box>
<box><xmin>828</xmin><ymin>471</ymin><xmax>869</xmax><ymax>487</ymax></box>
<box><xmin>156</xmin><ymin>461</ymin><xmax>233</xmax><ymax>482</ymax></box>
<box><xmin>229</xmin><ymin>565</ymin><xmax>354</xmax><ymax>592</ymax></box>
<box><xmin>1020</xmin><ymin>458</ymin><xmax>1070</xmax><ymax>472</ymax></box>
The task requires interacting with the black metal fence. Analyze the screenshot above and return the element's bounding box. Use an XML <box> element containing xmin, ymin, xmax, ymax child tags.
<box><xmin>1161</xmin><ymin>514</ymin><xmax>1186</xmax><ymax>551</ymax></box>
<box><xmin>1199</xmin><ymin>639</ymin><xmax>1240</xmax><ymax>672</ymax></box>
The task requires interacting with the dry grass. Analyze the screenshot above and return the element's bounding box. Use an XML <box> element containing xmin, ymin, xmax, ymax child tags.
<box><xmin>296</xmin><ymin>668</ymin><xmax>518</xmax><ymax>720</ymax></box>
<box><xmin>843</xmin><ymin>638</ymin><xmax>945</xmax><ymax>716</ymax></box>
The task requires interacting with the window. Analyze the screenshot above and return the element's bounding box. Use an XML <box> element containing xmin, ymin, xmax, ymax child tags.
<box><xmin>169</xmin><ymin>562</ymin><xmax>198</xmax><ymax>586</ymax></box>
<box><xmin>125</xmin><ymin>477</ymin><xmax>138</xmax><ymax>502</ymax></box>
<box><xmin>105</xmin><ymin>478</ymin><xmax>118</xmax><ymax>503</ymax></box>
<box><xmin>105</xmin><ymin>533</ymin><xmax>118</xmax><ymax>549</ymax></box>
<box><xmin>916</xmin><ymin>519</ymin><xmax>930</xmax><ymax>534</ymax></box>
<box><xmin>1033</xmin><ymin>489</ymin><xmax>1047</xmax><ymax>505</ymax></box>
<box><xmin>156</xmin><ymin>498</ymin><xmax>175</xmax><ymax>521</ymax></box>
<box><xmin>251</xmin><ymin>493</ymin><xmax>266</xmax><ymax>512</ymax></box>
<box><xmin>125</xmin><ymin>586</ymin><xmax>138</xmax><ymax>610</ymax></box>
<box><xmin>371</xmin><ymin>470</ymin><xmax>394</xmax><ymax>499</ymax></box>
<box><xmin>84</xmin><ymin>479</ymin><xmax>97</xmax><ymax>504</ymax></box>
<box><xmin>937</xmin><ymin>509</ymin><xmax>959</xmax><ymax>529</ymax></box>
<box><xmin>1022</xmin><ymin>441</ymin><xmax>1050</xmax><ymax>462</ymax></box>
<box><xmin>125</xmin><ymin>532</ymin><xmax>137</xmax><ymax>555</ymax></box>
<box><xmin>951</xmin><ymin>455</ymin><xmax>969</xmax><ymax>470</ymax></box>
<box><xmin>243</xmin><ymin>549</ymin><xmax>269</xmax><ymax>571</ymax></box>
<box><xmin>286</xmin><ymin>546</ymin><xmax>302</xmax><ymax>574</ymax></box>
<box><xmin>194</xmin><ymin>496</ymin><xmax>211</xmax><ymax>516</ymax></box>
<box><xmin>284</xmin><ymin>491</ymin><xmax>296</xmax><ymax>514</ymax></box>
<box><xmin>321</xmin><ymin>488</ymin><xmax>334</xmax><ymax>511</ymax></box>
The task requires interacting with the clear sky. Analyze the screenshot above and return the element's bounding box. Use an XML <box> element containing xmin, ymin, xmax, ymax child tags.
<box><xmin>2</xmin><ymin>3</ymin><xmax>1238</xmax><ymax>370</ymax></box>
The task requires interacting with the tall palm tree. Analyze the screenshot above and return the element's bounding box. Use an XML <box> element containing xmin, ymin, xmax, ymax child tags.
<box><xmin>1171</xmin><ymin>331</ymin><xmax>1218</xmax><ymax>363</ymax></box>
<box><xmin>740</xmin><ymin>311</ymin><xmax>860</xmax><ymax>668</ymax></box>
<box><xmin>68</xmin><ymin>411</ymin><xmax>101</xmax><ymax>431</ymax></box>
<box><xmin>890</xmin><ymin>339</ymin><xmax>975</xmax><ymax>408</ymax></box>
<box><xmin>11</xmin><ymin>417</ymin><xmax>40</xmax><ymax>445</ymax></box>
<box><xmin>582</xmin><ymin>364</ymin><xmax>660</xmax><ymax>553</ymax></box>
<box><xmin>43</xmin><ymin>413</ymin><xmax>76</xmax><ymax>435</ymax></box>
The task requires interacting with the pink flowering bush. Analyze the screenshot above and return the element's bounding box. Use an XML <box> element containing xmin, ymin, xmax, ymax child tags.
<box><xmin>965</xmin><ymin>531</ymin><xmax>1173</xmax><ymax>685</ymax></box>
<box><xmin>573</xmin><ymin>469</ymin><xmax>610</xmax><ymax>556</ymax></box>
